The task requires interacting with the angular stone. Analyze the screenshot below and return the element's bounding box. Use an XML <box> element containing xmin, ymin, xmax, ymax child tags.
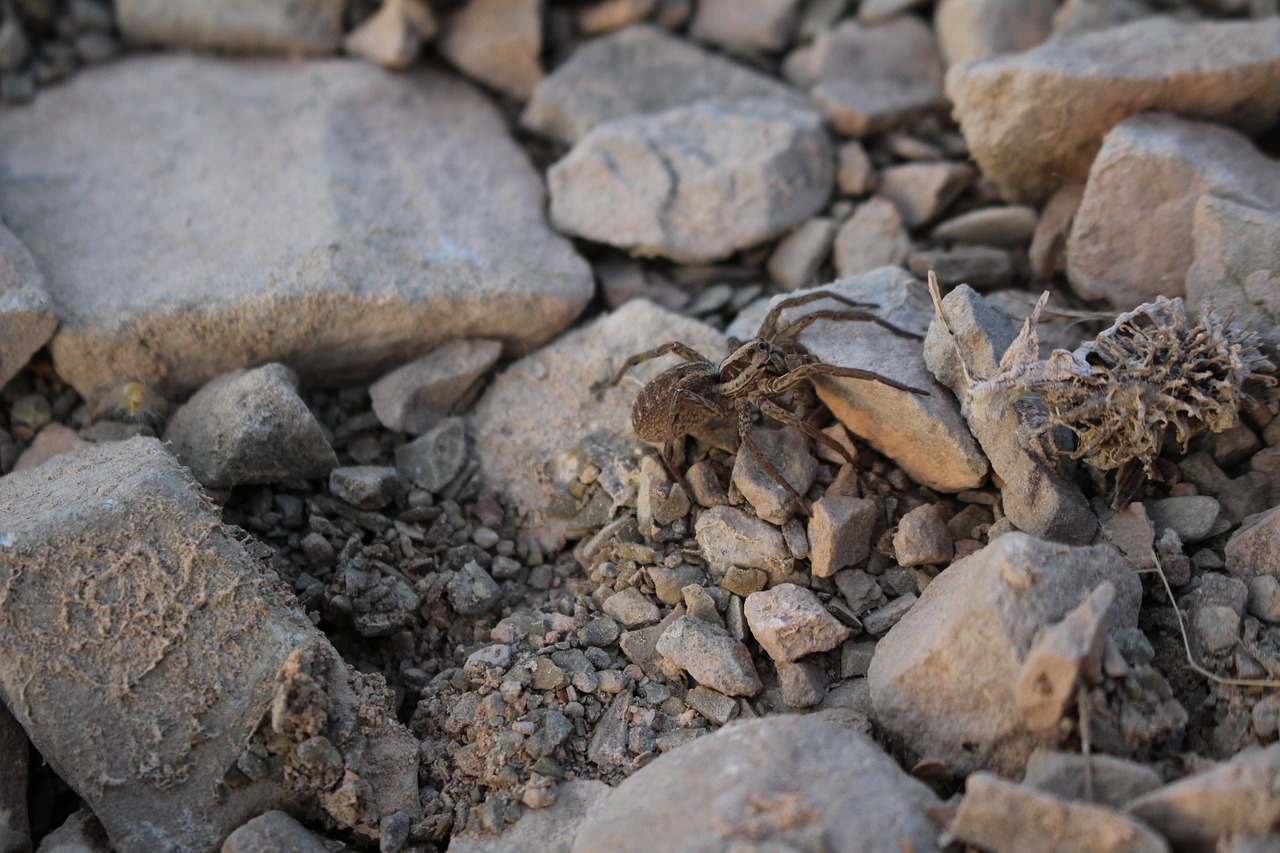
<box><xmin>472</xmin><ymin>299</ymin><xmax>725</xmax><ymax>551</ymax></box>
<box><xmin>221</xmin><ymin>811</ymin><xmax>331</xmax><ymax>853</ymax></box>
<box><xmin>0</xmin><ymin>438</ymin><xmax>419</xmax><ymax>852</ymax></box>
<box><xmin>805</xmin><ymin>17</ymin><xmax>946</xmax><ymax>137</ymax></box>
<box><xmin>836</xmin><ymin>140</ymin><xmax>876</xmax><ymax>196</ymax></box>
<box><xmin>603</xmin><ymin>586</ymin><xmax>661</xmax><ymax>629</ymax></box>
<box><xmin>370</xmin><ymin>339</ymin><xmax>502</xmax><ymax>435</ymax></box>
<box><xmin>1128</xmin><ymin>744</ymin><xmax>1280</xmax><ymax>853</ymax></box>
<box><xmin>1067</xmin><ymin>115</ymin><xmax>1280</xmax><ymax>306</ymax></box>
<box><xmin>548</xmin><ymin>97</ymin><xmax>833</xmax><ymax>263</ymax></box>
<box><xmin>776</xmin><ymin>268</ymin><xmax>988</xmax><ymax>492</ymax></box>
<box><xmin>573</xmin><ymin>716</ymin><xmax>940</xmax><ymax>853</ymax></box>
<box><xmin>744</xmin><ymin>583</ymin><xmax>851</xmax><ymax>662</ymax></box>
<box><xmin>933</xmin><ymin>205</ymin><xmax>1038</xmax><ymax>249</ymax></box>
<box><xmin>438</xmin><ymin>0</ymin><xmax>543</xmax><ymax>101</ymax></box>
<box><xmin>1023</xmin><ymin>749</ymin><xmax>1163</xmax><ymax>809</ymax></box>
<box><xmin>868</xmin><ymin>533</ymin><xmax>1141</xmax><ymax>776</ymax></box>
<box><xmin>832</xmin><ymin>198</ymin><xmax>910</xmax><ymax>278</ymax></box>
<box><xmin>835</xmin><ymin>568</ymin><xmax>887</xmax><ymax>615</ymax></box>
<box><xmin>0</xmin><ymin>57</ymin><xmax>591</xmax><ymax>413</ymax></box>
<box><xmin>909</xmin><ymin>245</ymin><xmax>1014</xmax><ymax>291</ymax></box>
<box><xmin>0</xmin><ymin>224</ymin><xmax>57</xmax><ymax>390</ymax></box>
<box><xmin>1226</xmin><ymin>507</ymin><xmax>1280</xmax><ymax>581</ymax></box>
<box><xmin>394</xmin><ymin>416</ymin><xmax>467</xmax><ymax>493</ymax></box>
<box><xmin>1029</xmin><ymin>183</ymin><xmax>1083</xmax><ymax>280</ymax></box>
<box><xmin>947</xmin><ymin>17</ymin><xmax>1280</xmax><ymax>203</ymax></box>
<box><xmin>952</xmin><ymin>773</ymin><xmax>1169</xmax><ymax>853</ymax></box>
<box><xmin>13</xmin><ymin>423</ymin><xmax>91</xmax><ymax>473</ymax></box>
<box><xmin>808</xmin><ymin>495</ymin><xmax>878</xmax><ymax>578</ymax></box>
<box><xmin>860</xmin><ymin>592</ymin><xmax>917</xmax><ymax>635</ymax></box>
<box><xmin>1186</xmin><ymin>195</ymin><xmax>1280</xmax><ymax>356</ymax></box>
<box><xmin>163</xmin><ymin>364</ymin><xmax>336</xmax><ymax>488</ymax></box>
<box><xmin>878</xmin><ymin>161</ymin><xmax>975</xmax><ymax>228</ymax></box>
<box><xmin>1247</xmin><ymin>575</ymin><xmax>1280</xmax><ymax>624</ymax></box>
<box><xmin>521</xmin><ymin>23</ymin><xmax>800</xmax><ymax>145</ymax></box>
<box><xmin>893</xmin><ymin>503</ymin><xmax>953</xmax><ymax>567</ymax></box>
<box><xmin>448</xmin><ymin>779</ymin><xmax>611</xmax><ymax>853</ymax></box>
<box><xmin>656</xmin><ymin>616</ymin><xmax>762</xmax><ymax>696</ymax></box>
<box><xmin>576</xmin><ymin>0</ymin><xmax>657</xmax><ymax>35</ymax></box>
<box><xmin>329</xmin><ymin>465</ymin><xmax>398</xmax><ymax>510</ymax></box>
<box><xmin>730</xmin><ymin>425</ymin><xmax>817</xmax><ymax>524</ymax></box>
<box><xmin>1145</xmin><ymin>496</ymin><xmax>1221</xmax><ymax>545</ymax></box>
<box><xmin>767</xmin><ymin>217</ymin><xmax>836</xmax><ymax>292</ymax></box>
<box><xmin>924</xmin><ymin>284</ymin><xmax>1097</xmax><ymax>543</ymax></box>
<box><xmin>934</xmin><ymin>0</ymin><xmax>1055</xmax><ymax>66</ymax></box>
<box><xmin>694</xmin><ymin>505</ymin><xmax>794</xmax><ymax>579</ymax></box>
<box><xmin>342</xmin><ymin>0</ymin><xmax>436</xmax><ymax>69</ymax></box>
<box><xmin>776</xmin><ymin>660</ymin><xmax>828</xmax><ymax>708</ymax></box>
<box><xmin>116</xmin><ymin>0</ymin><xmax>344</xmax><ymax>54</ymax></box>
<box><xmin>689</xmin><ymin>0</ymin><xmax>801</xmax><ymax>52</ymax></box>
<box><xmin>685</xmin><ymin>685</ymin><xmax>737</xmax><ymax>725</ymax></box>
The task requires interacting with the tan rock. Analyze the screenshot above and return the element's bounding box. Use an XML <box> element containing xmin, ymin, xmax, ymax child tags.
<box><xmin>808</xmin><ymin>495</ymin><xmax>879</xmax><ymax>578</ymax></box>
<box><xmin>1186</xmin><ymin>195</ymin><xmax>1280</xmax><ymax>355</ymax></box>
<box><xmin>833</xmin><ymin>199</ymin><xmax>910</xmax><ymax>279</ymax></box>
<box><xmin>730</xmin><ymin>425</ymin><xmax>817</xmax><ymax>524</ymax></box>
<box><xmin>1029</xmin><ymin>183</ymin><xmax>1083</xmax><ymax>280</ymax></box>
<box><xmin>744</xmin><ymin>583</ymin><xmax>851</xmax><ymax>662</ymax></box>
<box><xmin>933</xmin><ymin>205</ymin><xmax>1038</xmax><ymax>249</ymax></box>
<box><xmin>12</xmin><ymin>423</ymin><xmax>90</xmax><ymax>472</ymax></box>
<box><xmin>767</xmin><ymin>217</ymin><xmax>836</xmax><ymax>291</ymax></box>
<box><xmin>946</xmin><ymin>17</ymin><xmax>1280</xmax><ymax>202</ymax></box>
<box><xmin>1015</xmin><ymin>582</ymin><xmax>1115</xmax><ymax>732</ymax></box>
<box><xmin>370</xmin><ymin>339</ymin><xmax>502</xmax><ymax>434</ymax></box>
<box><xmin>575</xmin><ymin>0</ymin><xmax>657</xmax><ymax>34</ymax></box>
<box><xmin>934</xmin><ymin>0</ymin><xmax>1055</xmax><ymax>66</ymax></box>
<box><xmin>439</xmin><ymin>0</ymin><xmax>543</xmax><ymax>101</ymax></box>
<box><xmin>1226</xmin><ymin>507</ymin><xmax>1280</xmax><ymax>581</ymax></box>
<box><xmin>343</xmin><ymin>0</ymin><xmax>436</xmax><ymax>68</ymax></box>
<box><xmin>893</xmin><ymin>503</ymin><xmax>952</xmax><ymax>566</ymax></box>
<box><xmin>695</xmin><ymin>505</ymin><xmax>795</xmax><ymax>580</ymax></box>
<box><xmin>878</xmin><ymin>161</ymin><xmax>975</xmax><ymax>227</ymax></box>
<box><xmin>689</xmin><ymin>0</ymin><xmax>801</xmax><ymax>52</ymax></box>
<box><xmin>116</xmin><ymin>0</ymin><xmax>344</xmax><ymax>54</ymax></box>
<box><xmin>836</xmin><ymin>140</ymin><xmax>877</xmax><ymax>195</ymax></box>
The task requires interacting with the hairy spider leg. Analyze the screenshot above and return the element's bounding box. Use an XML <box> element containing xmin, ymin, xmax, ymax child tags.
<box><xmin>736</xmin><ymin>400</ymin><xmax>813</xmax><ymax>516</ymax></box>
<box><xmin>602</xmin><ymin>341</ymin><xmax>711</xmax><ymax>388</ymax></box>
<box><xmin>659</xmin><ymin>385</ymin><xmax>725</xmax><ymax>505</ymax></box>
<box><xmin>769</xmin><ymin>309</ymin><xmax>924</xmax><ymax>346</ymax></box>
<box><xmin>757</xmin><ymin>397</ymin><xmax>857</xmax><ymax>470</ymax></box>
<box><xmin>755</xmin><ymin>291</ymin><xmax>881</xmax><ymax>342</ymax></box>
<box><xmin>764</xmin><ymin>362</ymin><xmax>930</xmax><ymax>397</ymax></box>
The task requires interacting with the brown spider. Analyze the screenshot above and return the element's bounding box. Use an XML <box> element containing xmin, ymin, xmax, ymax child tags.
<box><xmin>599</xmin><ymin>290</ymin><xmax>929</xmax><ymax>513</ymax></box>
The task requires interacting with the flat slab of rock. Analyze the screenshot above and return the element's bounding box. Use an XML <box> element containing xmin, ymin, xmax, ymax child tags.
<box><xmin>571</xmin><ymin>716</ymin><xmax>941</xmax><ymax>852</ymax></box>
<box><xmin>0</xmin><ymin>55</ymin><xmax>591</xmax><ymax>413</ymax></box>
<box><xmin>0</xmin><ymin>224</ymin><xmax>58</xmax><ymax>390</ymax></box>
<box><xmin>0</xmin><ymin>438</ymin><xmax>418</xmax><ymax>852</ymax></box>
<box><xmin>471</xmin><ymin>299</ymin><xmax>726</xmax><ymax>551</ymax></box>
<box><xmin>946</xmin><ymin>16</ymin><xmax>1280</xmax><ymax>202</ymax></box>
<box><xmin>868</xmin><ymin>532</ymin><xmax>1141</xmax><ymax>777</ymax></box>
<box><xmin>1066</xmin><ymin>114</ymin><xmax>1280</xmax><ymax>307</ymax></box>
<box><xmin>521</xmin><ymin>23</ymin><xmax>801</xmax><ymax>145</ymax></box>
<box><xmin>548</xmin><ymin>97</ymin><xmax>833</xmax><ymax>263</ymax></box>
<box><xmin>117</xmin><ymin>0</ymin><xmax>344</xmax><ymax>54</ymax></box>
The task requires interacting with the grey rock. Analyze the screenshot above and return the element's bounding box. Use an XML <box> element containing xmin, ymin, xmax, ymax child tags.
<box><xmin>395</xmin><ymin>417</ymin><xmax>466</xmax><ymax>493</ymax></box>
<box><xmin>934</xmin><ymin>0</ymin><xmax>1055</xmax><ymax>66</ymax></box>
<box><xmin>221</xmin><ymin>811</ymin><xmax>331</xmax><ymax>853</ymax></box>
<box><xmin>908</xmin><ymin>244</ymin><xmax>1014</xmax><ymax>291</ymax></box>
<box><xmin>1145</xmin><ymin>496</ymin><xmax>1221</xmax><ymax>545</ymax></box>
<box><xmin>370</xmin><ymin>339</ymin><xmax>502</xmax><ymax>435</ymax></box>
<box><xmin>730</xmin><ymin>425</ymin><xmax>817</xmax><ymax>524</ymax></box>
<box><xmin>860</xmin><ymin>592</ymin><xmax>917</xmax><ymax>635</ymax></box>
<box><xmin>1128</xmin><ymin>744</ymin><xmax>1280</xmax><ymax>853</ymax></box>
<box><xmin>572</xmin><ymin>716</ymin><xmax>941</xmax><ymax>853</ymax></box>
<box><xmin>117</xmin><ymin>0</ymin><xmax>344</xmax><ymax>54</ymax></box>
<box><xmin>0</xmin><ymin>225</ymin><xmax>58</xmax><ymax>391</ymax></box>
<box><xmin>689</xmin><ymin>0</ymin><xmax>801</xmax><ymax>52</ymax></box>
<box><xmin>1051</xmin><ymin>0</ymin><xmax>1155</xmax><ymax>37</ymax></box>
<box><xmin>472</xmin><ymin>299</ymin><xmax>725</xmax><ymax>552</ymax></box>
<box><xmin>841</xmin><ymin>639</ymin><xmax>877</xmax><ymax>678</ymax></box>
<box><xmin>835</xmin><ymin>568</ymin><xmax>888</xmax><ymax>615</ymax></box>
<box><xmin>933</xmin><ymin>205</ymin><xmax>1038</xmax><ymax>249</ymax></box>
<box><xmin>767</xmin><ymin>217</ymin><xmax>837</xmax><ymax>292</ymax></box>
<box><xmin>449</xmin><ymin>780</ymin><xmax>611</xmax><ymax>853</ymax></box>
<box><xmin>744</xmin><ymin>583</ymin><xmax>851</xmax><ymax>662</ymax></box>
<box><xmin>549</xmin><ymin>97</ymin><xmax>833</xmax><ymax>263</ymax></box>
<box><xmin>1186</xmin><ymin>195</ymin><xmax>1280</xmax><ymax>356</ymax></box>
<box><xmin>329</xmin><ymin>466</ymin><xmax>398</xmax><ymax>510</ymax></box>
<box><xmin>878</xmin><ymin>162</ymin><xmax>975</xmax><ymax>228</ymax></box>
<box><xmin>924</xmin><ymin>284</ymin><xmax>1097</xmax><ymax>543</ymax></box>
<box><xmin>952</xmin><ymin>773</ymin><xmax>1169</xmax><ymax>853</ymax></box>
<box><xmin>804</xmin><ymin>17</ymin><xmax>946</xmax><ymax>137</ymax></box>
<box><xmin>163</xmin><ymin>364</ymin><xmax>336</xmax><ymax>488</ymax></box>
<box><xmin>447</xmin><ymin>561</ymin><xmax>502</xmax><ymax>615</ymax></box>
<box><xmin>0</xmin><ymin>703</ymin><xmax>28</xmax><ymax>853</ymax></box>
<box><xmin>438</xmin><ymin>0</ymin><xmax>543</xmax><ymax>101</ymax></box>
<box><xmin>656</xmin><ymin>615</ymin><xmax>762</xmax><ymax>696</ymax></box>
<box><xmin>833</xmin><ymin>198</ymin><xmax>910</xmax><ymax>278</ymax></box>
<box><xmin>602</xmin><ymin>587</ymin><xmax>661</xmax><ymax>629</ymax></box>
<box><xmin>868</xmin><ymin>533</ymin><xmax>1141</xmax><ymax>776</ymax></box>
<box><xmin>776</xmin><ymin>660</ymin><xmax>828</xmax><ymax>708</ymax></box>
<box><xmin>1068</xmin><ymin>115</ymin><xmax>1280</xmax><ymax>306</ymax></box>
<box><xmin>808</xmin><ymin>496</ymin><xmax>878</xmax><ymax>578</ymax></box>
<box><xmin>892</xmin><ymin>504</ymin><xmax>952</xmax><ymax>567</ymax></box>
<box><xmin>1226</xmin><ymin>507</ymin><xmax>1280</xmax><ymax>581</ymax></box>
<box><xmin>763</xmin><ymin>268</ymin><xmax>987</xmax><ymax>491</ymax></box>
<box><xmin>34</xmin><ymin>810</ymin><xmax>110</xmax><ymax>853</ymax></box>
<box><xmin>947</xmin><ymin>17</ymin><xmax>1280</xmax><ymax>203</ymax></box>
<box><xmin>685</xmin><ymin>685</ymin><xmax>737</xmax><ymax>725</ymax></box>
<box><xmin>1023</xmin><ymin>748</ymin><xmax>1163</xmax><ymax>809</ymax></box>
<box><xmin>695</xmin><ymin>505</ymin><xmax>794</xmax><ymax>580</ymax></box>
<box><xmin>1247</xmin><ymin>575</ymin><xmax>1280</xmax><ymax>624</ymax></box>
<box><xmin>0</xmin><ymin>438</ymin><xmax>419</xmax><ymax>852</ymax></box>
<box><xmin>648</xmin><ymin>563</ymin><xmax>705</xmax><ymax>606</ymax></box>
<box><xmin>521</xmin><ymin>23</ymin><xmax>800</xmax><ymax>145</ymax></box>
<box><xmin>0</xmin><ymin>57</ymin><xmax>591</xmax><ymax>413</ymax></box>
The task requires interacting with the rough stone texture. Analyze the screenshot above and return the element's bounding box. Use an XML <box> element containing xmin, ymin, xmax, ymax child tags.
<box><xmin>808</xmin><ymin>495</ymin><xmax>878</xmax><ymax>578</ymax></box>
<box><xmin>805</xmin><ymin>17</ymin><xmax>946</xmax><ymax>137</ymax></box>
<box><xmin>925</xmin><ymin>284</ymin><xmax>1097</xmax><ymax>544</ymax></box>
<box><xmin>934</xmin><ymin>0</ymin><xmax>1055</xmax><ymax>66</ymax></box>
<box><xmin>0</xmin><ymin>224</ymin><xmax>58</xmax><ymax>391</ymax></box>
<box><xmin>892</xmin><ymin>503</ymin><xmax>953</xmax><ymax>567</ymax></box>
<box><xmin>437</xmin><ymin>0</ymin><xmax>543</xmax><ymax>101</ymax></box>
<box><xmin>730</xmin><ymin>425</ymin><xmax>817</xmax><ymax>524</ymax></box>
<box><xmin>1067</xmin><ymin>115</ymin><xmax>1280</xmax><ymax>306</ymax></box>
<box><xmin>868</xmin><ymin>533</ymin><xmax>1141</xmax><ymax>776</ymax></box>
<box><xmin>1226</xmin><ymin>507</ymin><xmax>1280</xmax><ymax>581</ymax></box>
<box><xmin>37</xmin><ymin>810</ymin><xmax>111</xmax><ymax>853</ymax></box>
<box><xmin>163</xmin><ymin>364</ymin><xmax>337</xmax><ymax>489</ymax></box>
<box><xmin>833</xmin><ymin>199</ymin><xmax>910</xmax><ymax>279</ymax></box>
<box><xmin>1146</xmin><ymin>496</ymin><xmax>1221</xmax><ymax>545</ymax></box>
<box><xmin>369</xmin><ymin>339</ymin><xmax>502</xmax><ymax>434</ymax></box>
<box><xmin>1023</xmin><ymin>749</ymin><xmax>1163</xmax><ymax>810</ymax></box>
<box><xmin>744</xmin><ymin>584</ymin><xmax>851</xmax><ymax>662</ymax></box>
<box><xmin>694</xmin><ymin>505</ymin><xmax>795</xmax><ymax>580</ymax></box>
<box><xmin>0</xmin><ymin>56</ymin><xmax>591</xmax><ymax>413</ymax></box>
<box><xmin>767</xmin><ymin>217</ymin><xmax>836</xmax><ymax>292</ymax></box>
<box><xmin>116</xmin><ymin>0</ymin><xmax>344</xmax><ymax>54</ymax></box>
<box><xmin>548</xmin><ymin>97</ymin><xmax>833</xmax><ymax>263</ymax></box>
<box><xmin>656</xmin><ymin>616</ymin><xmax>762</xmax><ymax>696</ymax></box>
<box><xmin>1186</xmin><ymin>195</ymin><xmax>1280</xmax><ymax>356</ymax></box>
<box><xmin>521</xmin><ymin>23</ymin><xmax>800</xmax><ymax>145</ymax></box>
<box><xmin>13</xmin><ymin>423</ymin><xmax>91</xmax><ymax>472</ymax></box>
<box><xmin>450</xmin><ymin>780</ymin><xmax>611</xmax><ymax>853</ymax></box>
<box><xmin>471</xmin><ymin>299</ymin><xmax>725</xmax><ymax>551</ymax></box>
<box><xmin>776</xmin><ymin>660</ymin><xmax>828</xmax><ymax>708</ymax></box>
<box><xmin>946</xmin><ymin>17</ymin><xmax>1280</xmax><ymax>203</ymax></box>
<box><xmin>342</xmin><ymin>0</ymin><xmax>436</xmax><ymax>69</ymax></box>
<box><xmin>689</xmin><ymin>0</ymin><xmax>800</xmax><ymax>52</ymax></box>
<box><xmin>603</xmin><ymin>587</ymin><xmax>661</xmax><ymax>629</ymax></box>
<box><xmin>220</xmin><ymin>811</ymin><xmax>331</xmax><ymax>853</ymax></box>
<box><xmin>329</xmin><ymin>466</ymin><xmax>398</xmax><ymax>510</ymax></box>
<box><xmin>951</xmin><ymin>773</ymin><xmax>1170</xmax><ymax>853</ymax></box>
<box><xmin>0</xmin><ymin>439</ymin><xmax>419</xmax><ymax>853</ymax></box>
<box><xmin>933</xmin><ymin>205</ymin><xmax>1038</xmax><ymax>249</ymax></box>
<box><xmin>394</xmin><ymin>417</ymin><xmax>467</xmax><ymax>493</ymax></box>
<box><xmin>571</xmin><ymin>716</ymin><xmax>941</xmax><ymax>853</ymax></box>
<box><xmin>878</xmin><ymin>162</ymin><xmax>975</xmax><ymax>228</ymax></box>
<box><xmin>1128</xmin><ymin>744</ymin><xmax>1280</xmax><ymax>853</ymax></box>
<box><xmin>772</xmin><ymin>268</ymin><xmax>988</xmax><ymax>492</ymax></box>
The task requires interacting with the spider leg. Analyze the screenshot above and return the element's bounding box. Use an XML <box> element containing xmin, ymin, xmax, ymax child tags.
<box><xmin>756</xmin><ymin>291</ymin><xmax>880</xmax><ymax>341</ymax></box>
<box><xmin>757</xmin><ymin>398</ymin><xmax>857</xmax><ymax>470</ymax></box>
<box><xmin>597</xmin><ymin>341</ymin><xmax>711</xmax><ymax>390</ymax></box>
<box><xmin>736</xmin><ymin>400</ymin><xmax>813</xmax><ymax>516</ymax></box>
<box><xmin>767</xmin><ymin>363</ymin><xmax>931</xmax><ymax>396</ymax></box>
<box><xmin>658</xmin><ymin>387</ymin><xmax>725</xmax><ymax>508</ymax></box>
<box><xmin>770</xmin><ymin>310</ymin><xmax>924</xmax><ymax>346</ymax></box>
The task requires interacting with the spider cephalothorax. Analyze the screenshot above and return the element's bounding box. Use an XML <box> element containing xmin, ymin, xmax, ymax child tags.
<box><xmin>601</xmin><ymin>290</ymin><xmax>929</xmax><ymax>513</ymax></box>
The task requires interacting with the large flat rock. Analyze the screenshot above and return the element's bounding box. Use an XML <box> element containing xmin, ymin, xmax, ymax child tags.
<box><xmin>0</xmin><ymin>55</ymin><xmax>592</xmax><ymax>412</ymax></box>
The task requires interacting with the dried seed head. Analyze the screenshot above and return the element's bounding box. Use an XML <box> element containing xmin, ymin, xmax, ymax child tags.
<box><xmin>109</xmin><ymin>378</ymin><xmax>168</xmax><ymax>425</ymax></box>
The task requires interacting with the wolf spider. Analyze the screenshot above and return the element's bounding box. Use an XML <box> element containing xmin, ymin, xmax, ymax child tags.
<box><xmin>600</xmin><ymin>290</ymin><xmax>929</xmax><ymax>513</ymax></box>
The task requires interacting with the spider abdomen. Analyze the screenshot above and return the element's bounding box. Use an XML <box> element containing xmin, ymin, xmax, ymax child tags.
<box><xmin>631</xmin><ymin>361</ymin><xmax>726</xmax><ymax>446</ymax></box>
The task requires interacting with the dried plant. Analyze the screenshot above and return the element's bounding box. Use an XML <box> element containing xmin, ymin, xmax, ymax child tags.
<box><xmin>930</xmin><ymin>274</ymin><xmax>1276</xmax><ymax>494</ymax></box>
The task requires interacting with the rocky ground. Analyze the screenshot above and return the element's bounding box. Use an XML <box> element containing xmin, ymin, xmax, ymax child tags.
<box><xmin>1</xmin><ymin>1</ymin><xmax>1280</xmax><ymax>852</ymax></box>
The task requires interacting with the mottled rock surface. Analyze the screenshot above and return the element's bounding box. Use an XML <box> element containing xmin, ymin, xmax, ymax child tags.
<box><xmin>0</xmin><ymin>224</ymin><xmax>58</xmax><ymax>391</ymax></box>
